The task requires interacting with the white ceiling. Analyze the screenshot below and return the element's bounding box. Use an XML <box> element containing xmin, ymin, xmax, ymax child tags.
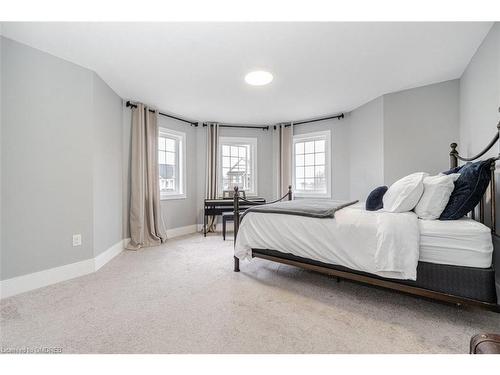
<box><xmin>1</xmin><ymin>22</ymin><xmax>493</xmax><ymax>124</ymax></box>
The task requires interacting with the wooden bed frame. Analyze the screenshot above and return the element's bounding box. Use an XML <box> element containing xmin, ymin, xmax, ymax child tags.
<box><xmin>232</xmin><ymin>122</ymin><xmax>500</xmax><ymax>312</ymax></box>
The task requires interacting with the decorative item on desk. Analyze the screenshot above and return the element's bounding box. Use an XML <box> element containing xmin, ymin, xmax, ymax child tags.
<box><xmin>222</xmin><ymin>189</ymin><xmax>246</xmax><ymax>199</ymax></box>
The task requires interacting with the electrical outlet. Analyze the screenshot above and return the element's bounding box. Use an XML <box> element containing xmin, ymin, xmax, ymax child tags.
<box><xmin>72</xmin><ymin>234</ymin><xmax>82</xmax><ymax>247</ymax></box>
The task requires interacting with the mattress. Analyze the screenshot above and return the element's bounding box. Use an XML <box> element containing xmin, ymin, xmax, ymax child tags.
<box><xmin>235</xmin><ymin>203</ymin><xmax>494</xmax><ymax>275</ymax></box>
<box><xmin>419</xmin><ymin>217</ymin><xmax>493</xmax><ymax>268</ymax></box>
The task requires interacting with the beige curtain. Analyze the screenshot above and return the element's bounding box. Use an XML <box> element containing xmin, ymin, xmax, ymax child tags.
<box><xmin>205</xmin><ymin>123</ymin><xmax>219</xmax><ymax>232</ymax></box>
<box><xmin>273</xmin><ymin>123</ymin><xmax>293</xmax><ymax>198</ymax></box>
<box><xmin>126</xmin><ymin>103</ymin><xmax>167</xmax><ymax>250</ymax></box>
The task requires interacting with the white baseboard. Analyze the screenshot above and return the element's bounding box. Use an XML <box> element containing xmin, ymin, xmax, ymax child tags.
<box><xmin>1</xmin><ymin>226</ymin><xmax>200</xmax><ymax>300</ymax></box>
<box><xmin>167</xmin><ymin>224</ymin><xmax>198</xmax><ymax>238</ymax></box>
<box><xmin>94</xmin><ymin>239</ymin><xmax>128</xmax><ymax>271</ymax></box>
<box><xmin>0</xmin><ymin>238</ymin><xmax>128</xmax><ymax>300</ymax></box>
<box><xmin>0</xmin><ymin>258</ymin><xmax>95</xmax><ymax>300</ymax></box>
<box><xmin>196</xmin><ymin>223</ymin><xmax>234</xmax><ymax>233</ymax></box>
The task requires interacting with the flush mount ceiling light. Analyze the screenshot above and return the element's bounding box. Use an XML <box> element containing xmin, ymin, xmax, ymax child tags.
<box><xmin>244</xmin><ymin>70</ymin><xmax>273</xmax><ymax>86</ymax></box>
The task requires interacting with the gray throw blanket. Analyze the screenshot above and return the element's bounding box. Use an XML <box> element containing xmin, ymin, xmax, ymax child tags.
<box><xmin>242</xmin><ymin>199</ymin><xmax>359</xmax><ymax>219</ymax></box>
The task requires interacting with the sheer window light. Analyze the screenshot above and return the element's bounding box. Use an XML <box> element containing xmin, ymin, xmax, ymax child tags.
<box><xmin>292</xmin><ymin>130</ymin><xmax>331</xmax><ymax>198</ymax></box>
<box><xmin>158</xmin><ymin>128</ymin><xmax>186</xmax><ymax>200</ymax></box>
<box><xmin>218</xmin><ymin>137</ymin><xmax>257</xmax><ymax>197</ymax></box>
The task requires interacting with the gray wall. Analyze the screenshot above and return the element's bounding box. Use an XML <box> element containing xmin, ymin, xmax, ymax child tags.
<box><xmin>157</xmin><ymin>116</ymin><xmax>198</xmax><ymax>230</ymax></box>
<box><xmin>1</xmin><ymin>38</ymin><xmax>124</xmax><ymax>280</ymax></box>
<box><xmin>195</xmin><ymin>124</ymin><xmax>206</xmax><ymax>226</ymax></box>
<box><xmin>122</xmin><ymin>106</ymin><xmax>132</xmax><ymax>238</ymax></box>
<box><xmin>293</xmin><ymin>118</ymin><xmax>351</xmax><ymax>200</ymax></box>
<box><xmin>122</xmin><ymin>79</ymin><xmax>461</xmax><ymax>229</ymax></box>
<box><xmin>458</xmin><ymin>22</ymin><xmax>500</xmax><ymax>228</ymax></box>
<box><xmin>346</xmin><ymin>80</ymin><xmax>460</xmax><ymax>199</ymax></box>
<box><xmin>125</xmin><ymin>118</ymin><xmax>279</xmax><ymax>229</ymax></box>
<box><xmin>92</xmin><ymin>73</ymin><xmax>124</xmax><ymax>256</ymax></box>
<box><xmin>194</xmin><ymin>124</ymin><xmax>276</xmax><ymax>225</ymax></box>
<box><xmin>1</xmin><ymin>37</ymin><xmax>94</xmax><ymax>279</ymax></box>
<box><xmin>122</xmin><ymin>108</ymin><xmax>200</xmax><ymax>232</ymax></box>
<box><xmin>383</xmin><ymin>79</ymin><xmax>460</xmax><ymax>185</ymax></box>
<box><xmin>122</xmin><ymin>112</ymin><xmax>279</xmax><ymax>230</ymax></box>
<box><xmin>2</xmin><ymin>24</ymin><xmax>494</xmax><ymax>280</ymax></box>
<box><xmin>193</xmin><ymin>118</ymin><xmax>351</xmax><ymax>225</ymax></box>
<box><xmin>459</xmin><ymin>23</ymin><xmax>500</xmax><ymax>158</ymax></box>
<box><xmin>348</xmin><ymin>96</ymin><xmax>384</xmax><ymax>201</ymax></box>
<box><xmin>0</xmin><ymin>34</ymin><xmax>4</xmax><ymax>274</ymax></box>
<box><xmin>220</xmin><ymin>126</ymin><xmax>275</xmax><ymax>200</ymax></box>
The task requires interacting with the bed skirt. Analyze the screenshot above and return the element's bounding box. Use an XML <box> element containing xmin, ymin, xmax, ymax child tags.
<box><xmin>252</xmin><ymin>249</ymin><xmax>498</xmax><ymax>304</ymax></box>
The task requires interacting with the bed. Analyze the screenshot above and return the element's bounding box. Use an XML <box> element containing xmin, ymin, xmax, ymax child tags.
<box><xmin>231</xmin><ymin>125</ymin><xmax>500</xmax><ymax>312</ymax></box>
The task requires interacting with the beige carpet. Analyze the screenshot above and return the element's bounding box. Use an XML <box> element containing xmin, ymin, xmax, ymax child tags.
<box><xmin>1</xmin><ymin>233</ymin><xmax>499</xmax><ymax>353</ymax></box>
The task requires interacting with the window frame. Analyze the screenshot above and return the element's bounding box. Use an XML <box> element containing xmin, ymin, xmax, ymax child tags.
<box><xmin>158</xmin><ymin>127</ymin><xmax>186</xmax><ymax>201</ymax></box>
<box><xmin>218</xmin><ymin>136</ymin><xmax>258</xmax><ymax>197</ymax></box>
<box><xmin>292</xmin><ymin>130</ymin><xmax>331</xmax><ymax>198</ymax></box>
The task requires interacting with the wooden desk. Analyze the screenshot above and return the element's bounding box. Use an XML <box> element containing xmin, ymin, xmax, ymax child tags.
<box><xmin>203</xmin><ymin>197</ymin><xmax>266</xmax><ymax>236</ymax></box>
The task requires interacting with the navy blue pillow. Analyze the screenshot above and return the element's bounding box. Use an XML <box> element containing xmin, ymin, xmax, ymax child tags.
<box><xmin>442</xmin><ymin>164</ymin><xmax>466</xmax><ymax>175</ymax></box>
<box><xmin>366</xmin><ymin>186</ymin><xmax>388</xmax><ymax>211</ymax></box>
<box><xmin>439</xmin><ymin>158</ymin><xmax>494</xmax><ymax>220</ymax></box>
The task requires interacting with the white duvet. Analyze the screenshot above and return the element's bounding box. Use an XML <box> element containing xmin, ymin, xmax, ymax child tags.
<box><xmin>234</xmin><ymin>203</ymin><xmax>420</xmax><ymax>280</ymax></box>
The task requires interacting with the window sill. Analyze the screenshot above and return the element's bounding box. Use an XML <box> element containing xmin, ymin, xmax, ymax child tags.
<box><xmin>161</xmin><ymin>193</ymin><xmax>186</xmax><ymax>201</ymax></box>
<box><xmin>218</xmin><ymin>192</ymin><xmax>258</xmax><ymax>198</ymax></box>
<box><xmin>293</xmin><ymin>192</ymin><xmax>331</xmax><ymax>199</ymax></box>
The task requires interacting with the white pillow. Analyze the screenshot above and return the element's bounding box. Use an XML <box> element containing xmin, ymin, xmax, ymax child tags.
<box><xmin>383</xmin><ymin>172</ymin><xmax>428</xmax><ymax>213</ymax></box>
<box><xmin>414</xmin><ymin>173</ymin><xmax>460</xmax><ymax>220</ymax></box>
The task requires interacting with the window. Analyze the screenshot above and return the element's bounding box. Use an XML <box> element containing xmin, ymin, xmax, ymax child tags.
<box><xmin>218</xmin><ymin>137</ymin><xmax>257</xmax><ymax>196</ymax></box>
<box><xmin>158</xmin><ymin>128</ymin><xmax>186</xmax><ymax>200</ymax></box>
<box><xmin>293</xmin><ymin>130</ymin><xmax>331</xmax><ymax>198</ymax></box>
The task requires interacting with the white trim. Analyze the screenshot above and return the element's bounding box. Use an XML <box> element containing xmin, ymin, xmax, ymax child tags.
<box><xmin>161</xmin><ymin>193</ymin><xmax>187</xmax><ymax>201</ymax></box>
<box><xmin>292</xmin><ymin>130</ymin><xmax>332</xmax><ymax>199</ymax></box>
<box><xmin>166</xmin><ymin>224</ymin><xmax>198</xmax><ymax>238</ymax></box>
<box><xmin>0</xmin><ymin>226</ymin><xmax>200</xmax><ymax>300</ymax></box>
<box><xmin>0</xmin><ymin>258</ymin><xmax>95</xmax><ymax>300</ymax></box>
<box><xmin>94</xmin><ymin>239</ymin><xmax>127</xmax><ymax>271</ymax></box>
<box><xmin>159</xmin><ymin>127</ymin><xmax>186</xmax><ymax>200</ymax></box>
<box><xmin>218</xmin><ymin>136</ymin><xmax>258</xmax><ymax>197</ymax></box>
<box><xmin>0</xmin><ymin>238</ymin><xmax>128</xmax><ymax>300</ymax></box>
<box><xmin>196</xmin><ymin>223</ymin><xmax>234</xmax><ymax>233</ymax></box>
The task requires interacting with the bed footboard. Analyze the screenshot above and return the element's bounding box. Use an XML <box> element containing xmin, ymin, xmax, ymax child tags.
<box><xmin>233</xmin><ymin>185</ymin><xmax>292</xmax><ymax>272</ymax></box>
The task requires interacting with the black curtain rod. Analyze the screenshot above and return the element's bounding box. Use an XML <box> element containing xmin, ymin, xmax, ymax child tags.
<box><xmin>126</xmin><ymin>100</ymin><xmax>343</xmax><ymax>130</ymax></box>
<box><xmin>202</xmin><ymin>123</ymin><xmax>269</xmax><ymax>130</ymax></box>
<box><xmin>126</xmin><ymin>101</ymin><xmax>198</xmax><ymax>127</ymax></box>
<box><xmin>281</xmin><ymin>113</ymin><xmax>344</xmax><ymax>128</ymax></box>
